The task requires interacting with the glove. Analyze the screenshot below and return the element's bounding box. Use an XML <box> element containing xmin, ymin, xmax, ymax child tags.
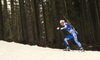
<box><xmin>57</xmin><ymin>27</ymin><xmax>60</xmax><ymax>30</ymax></box>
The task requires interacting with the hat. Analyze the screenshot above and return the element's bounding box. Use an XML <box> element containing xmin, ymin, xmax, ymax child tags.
<box><xmin>60</xmin><ymin>20</ymin><xmax>65</xmax><ymax>23</ymax></box>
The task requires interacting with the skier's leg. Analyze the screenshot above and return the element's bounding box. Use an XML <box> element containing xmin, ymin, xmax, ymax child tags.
<box><xmin>73</xmin><ymin>33</ymin><xmax>82</xmax><ymax>47</ymax></box>
<box><xmin>64</xmin><ymin>34</ymin><xmax>73</xmax><ymax>46</ymax></box>
<box><xmin>64</xmin><ymin>38</ymin><xmax>69</xmax><ymax>46</ymax></box>
<box><xmin>71</xmin><ymin>30</ymin><xmax>84</xmax><ymax>51</ymax></box>
<box><xmin>64</xmin><ymin>34</ymin><xmax>73</xmax><ymax>51</ymax></box>
<box><xmin>73</xmin><ymin>37</ymin><xmax>84</xmax><ymax>51</ymax></box>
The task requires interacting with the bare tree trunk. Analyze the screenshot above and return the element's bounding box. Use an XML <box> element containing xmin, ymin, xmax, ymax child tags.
<box><xmin>38</xmin><ymin>0</ymin><xmax>47</xmax><ymax>46</ymax></box>
<box><xmin>93</xmin><ymin>0</ymin><xmax>100</xmax><ymax>42</ymax></box>
<box><xmin>50</xmin><ymin>0</ymin><xmax>62</xmax><ymax>48</ymax></box>
<box><xmin>97</xmin><ymin>0</ymin><xmax>100</xmax><ymax>20</ymax></box>
<box><xmin>3</xmin><ymin>0</ymin><xmax>10</xmax><ymax>41</ymax></box>
<box><xmin>33</xmin><ymin>0</ymin><xmax>40</xmax><ymax>42</ymax></box>
<box><xmin>90</xmin><ymin>0</ymin><xmax>100</xmax><ymax>43</ymax></box>
<box><xmin>10</xmin><ymin>0</ymin><xmax>14</xmax><ymax>41</ymax></box>
<box><xmin>31</xmin><ymin>0</ymin><xmax>38</xmax><ymax>43</ymax></box>
<box><xmin>13</xmin><ymin>0</ymin><xmax>20</xmax><ymax>42</ymax></box>
<box><xmin>25</xmin><ymin>0</ymin><xmax>34</xmax><ymax>45</ymax></box>
<box><xmin>0</xmin><ymin>0</ymin><xmax>3</xmax><ymax>40</ymax></box>
<box><xmin>19</xmin><ymin>0</ymin><xmax>28</xmax><ymax>43</ymax></box>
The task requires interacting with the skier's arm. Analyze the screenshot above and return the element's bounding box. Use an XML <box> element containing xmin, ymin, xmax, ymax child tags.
<box><xmin>60</xmin><ymin>25</ymin><xmax>67</xmax><ymax>30</ymax></box>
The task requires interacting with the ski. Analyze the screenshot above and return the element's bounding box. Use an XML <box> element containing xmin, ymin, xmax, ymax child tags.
<box><xmin>63</xmin><ymin>49</ymin><xmax>85</xmax><ymax>52</ymax></box>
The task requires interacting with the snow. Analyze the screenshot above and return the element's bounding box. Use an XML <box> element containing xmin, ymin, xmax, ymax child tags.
<box><xmin>0</xmin><ymin>40</ymin><xmax>100</xmax><ymax>60</ymax></box>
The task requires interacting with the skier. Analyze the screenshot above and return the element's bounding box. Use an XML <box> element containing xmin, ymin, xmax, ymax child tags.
<box><xmin>57</xmin><ymin>20</ymin><xmax>84</xmax><ymax>51</ymax></box>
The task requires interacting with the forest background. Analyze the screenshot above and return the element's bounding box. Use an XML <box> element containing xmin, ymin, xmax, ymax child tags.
<box><xmin>0</xmin><ymin>0</ymin><xmax>100</xmax><ymax>50</ymax></box>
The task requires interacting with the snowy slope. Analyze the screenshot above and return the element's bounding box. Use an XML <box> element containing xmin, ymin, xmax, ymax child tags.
<box><xmin>0</xmin><ymin>40</ymin><xmax>100</xmax><ymax>60</ymax></box>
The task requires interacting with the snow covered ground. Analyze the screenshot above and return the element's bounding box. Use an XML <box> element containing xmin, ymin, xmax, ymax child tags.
<box><xmin>0</xmin><ymin>40</ymin><xmax>100</xmax><ymax>60</ymax></box>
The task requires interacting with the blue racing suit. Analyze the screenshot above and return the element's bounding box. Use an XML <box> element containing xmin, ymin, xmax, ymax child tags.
<box><xmin>60</xmin><ymin>23</ymin><xmax>82</xmax><ymax>47</ymax></box>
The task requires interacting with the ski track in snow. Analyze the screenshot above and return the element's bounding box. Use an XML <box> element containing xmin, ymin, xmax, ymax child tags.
<box><xmin>0</xmin><ymin>40</ymin><xmax>100</xmax><ymax>60</ymax></box>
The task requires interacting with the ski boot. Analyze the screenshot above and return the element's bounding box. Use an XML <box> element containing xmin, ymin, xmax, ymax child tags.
<box><xmin>64</xmin><ymin>46</ymin><xmax>71</xmax><ymax>51</ymax></box>
<box><xmin>79</xmin><ymin>47</ymin><xmax>85</xmax><ymax>52</ymax></box>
